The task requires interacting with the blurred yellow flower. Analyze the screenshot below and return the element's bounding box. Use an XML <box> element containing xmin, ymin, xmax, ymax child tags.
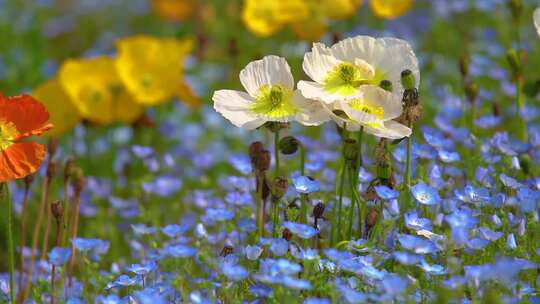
<box><xmin>322</xmin><ymin>0</ymin><xmax>363</xmax><ymax>20</ymax></box>
<box><xmin>152</xmin><ymin>0</ymin><xmax>195</xmax><ymax>22</ymax></box>
<box><xmin>115</xmin><ymin>35</ymin><xmax>198</xmax><ymax>106</ymax></box>
<box><xmin>242</xmin><ymin>0</ymin><xmax>309</xmax><ymax>37</ymax></box>
<box><xmin>59</xmin><ymin>56</ymin><xmax>144</xmax><ymax>125</ymax></box>
<box><xmin>369</xmin><ymin>0</ymin><xmax>414</xmax><ymax>19</ymax></box>
<box><xmin>32</xmin><ymin>78</ymin><xmax>81</xmax><ymax>137</ymax></box>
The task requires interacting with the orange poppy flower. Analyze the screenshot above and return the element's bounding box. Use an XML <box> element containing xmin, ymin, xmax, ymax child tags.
<box><xmin>0</xmin><ymin>93</ymin><xmax>53</xmax><ymax>182</ymax></box>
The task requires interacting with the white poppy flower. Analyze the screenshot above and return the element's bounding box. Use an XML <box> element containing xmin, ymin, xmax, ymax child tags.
<box><xmin>298</xmin><ymin>35</ymin><xmax>420</xmax><ymax>103</ymax></box>
<box><xmin>534</xmin><ymin>7</ymin><xmax>540</xmax><ymax>38</ymax></box>
<box><xmin>213</xmin><ymin>55</ymin><xmax>330</xmax><ymax>129</ymax></box>
<box><xmin>322</xmin><ymin>85</ymin><xmax>411</xmax><ymax>139</ymax></box>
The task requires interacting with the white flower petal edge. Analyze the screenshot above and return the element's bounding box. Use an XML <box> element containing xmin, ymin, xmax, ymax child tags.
<box><xmin>212</xmin><ymin>90</ymin><xmax>265</xmax><ymax>129</ymax></box>
<box><xmin>240</xmin><ymin>55</ymin><xmax>294</xmax><ymax>97</ymax></box>
<box><xmin>364</xmin><ymin>120</ymin><xmax>412</xmax><ymax>139</ymax></box>
<box><xmin>302</xmin><ymin>43</ymin><xmax>338</xmax><ymax>84</ymax></box>
<box><xmin>293</xmin><ymin>90</ymin><xmax>331</xmax><ymax>126</ymax></box>
<box><xmin>534</xmin><ymin>7</ymin><xmax>540</xmax><ymax>38</ymax></box>
<box><xmin>297</xmin><ymin>80</ymin><xmax>349</xmax><ymax>104</ymax></box>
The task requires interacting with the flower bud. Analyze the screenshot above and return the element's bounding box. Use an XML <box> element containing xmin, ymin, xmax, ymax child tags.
<box><xmin>254</xmin><ymin>150</ymin><xmax>271</xmax><ymax>172</ymax></box>
<box><xmin>400</xmin><ymin>69</ymin><xmax>416</xmax><ymax>90</ymax></box>
<box><xmin>312</xmin><ymin>202</ymin><xmax>325</xmax><ymax>219</ymax></box>
<box><xmin>279</xmin><ymin>136</ymin><xmax>299</xmax><ymax>155</ymax></box>
<box><xmin>51</xmin><ymin>200</ymin><xmax>63</xmax><ymax>222</ymax></box>
<box><xmin>506</xmin><ymin>48</ymin><xmax>521</xmax><ymax>78</ymax></box>
<box><xmin>459</xmin><ymin>54</ymin><xmax>469</xmax><ymax>78</ymax></box>
<box><xmin>343</xmin><ymin>138</ymin><xmax>358</xmax><ymax>162</ymax></box>
<box><xmin>249</xmin><ymin>141</ymin><xmax>265</xmax><ymax>164</ymax></box>
<box><xmin>220</xmin><ymin>245</ymin><xmax>234</xmax><ymax>257</ymax></box>
<box><xmin>64</xmin><ymin>158</ymin><xmax>75</xmax><ymax>182</ymax></box>
<box><xmin>71</xmin><ymin>168</ymin><xmax>85</xmax><ymax>194</ymax></box>
<box><xmin>379</xmin><ymin>80</ymin><xmax>393</xmax><ymax>92</ymax></box>
<box><xmin>282</xmin><ymin>228</ymin><xmax>293</xmax><ymax>242</ymax></box>
<box><xmin>271</xmin><ymin>177</ymin><xmax>288</xmax><ymax>199</ymax></box>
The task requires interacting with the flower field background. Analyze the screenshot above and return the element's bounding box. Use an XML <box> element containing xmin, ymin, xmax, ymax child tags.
<box><xmin>1</xmin><ymin>0</ymin><xmax>540</xmax><ymax>303</ymax></box>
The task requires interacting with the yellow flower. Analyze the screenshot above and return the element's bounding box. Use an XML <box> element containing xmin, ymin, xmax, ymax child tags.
<box><xmin>59</xmin><ymin>56</ymin><xmax>144</xmax><ymax>125</ymax></box>
<box><xmin>322</xmin><ymin>0</ymin><xmax>363</xmax><ymax>20</ymax></box>
<box><xmin>369</xmin><ymin>0</ymin><xmax>414</xmax><ymax>19</ymax></box>
<box><xmin>152</xmin><ymin>0</ymin><xmax>195</xmax><ymax>22</ymax></box>
<box><xmin>32</xmin><ymin>78</ymin><xmax>81</xmax><ymax>137</ymax></box>
<box><xmin>242</xmin><ymin>0</ymin><xmax>309</xmax><ymax>37</ymax></box>
<box><xmin>115</xmin><ymin>35</ymin><xmax>195</xmax><ymax>106</ymax></box>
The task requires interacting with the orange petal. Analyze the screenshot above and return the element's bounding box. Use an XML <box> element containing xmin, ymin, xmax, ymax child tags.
<box><xmin>0</xmin><ymin>94</ymin><xmax>52</xmax><ymax>137</ymax></box>
<box><xmin>0</xmin><ymin>142</ymin><xmax>46</xmax><ymax>182</ymax></box>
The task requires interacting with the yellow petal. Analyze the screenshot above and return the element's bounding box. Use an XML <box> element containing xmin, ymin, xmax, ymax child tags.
<box><xmin>152</xmin><ymin>0</ymin><xmax>195</xmax><ymax>22</ymax></box>
<box><xmin>369</xmin><ymin>0</ymin><xmax>414</xmax><ymax>19</ymax></box>
<box><xmin>32</xmin><ymin>78</ymin><xmax>81</xmax><ymax>137</ymax></box>
<box><xmin>115</xmin><ymin>35</ymin><xmax>194</xmax><ymax>105</ymax></box>
<box><xmin>241</xmin><ymin>0</ymin><xmax>284</xmax><ymax>37</ymax></box>
<box><xmin>322</xmin><ymin>0</ymin><xmax>363</xmax><ymax>20</ymax></box>
<box><xmin>177</xmin><ymin>81</ymin><xmax>201</xmax><ymax>108</ymax></box>
<box><xmin>59</xmin><ymin>56</ymin><xmax>143</xmax><ymax>125</ymax></box>
<box><xmin>291</xmin><ymin>17</ymin><xmax>327</xmax><ymax>41</ymax></box>
<box><xmin>114</xmin><ymin>91</ymin><xmax>145</xmax><ymax>124</ymax></box>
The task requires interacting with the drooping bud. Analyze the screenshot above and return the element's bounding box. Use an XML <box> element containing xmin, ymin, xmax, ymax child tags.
<box><xmin>271</xmin><ymin>177</ymin><xmax>289</xmax><ymax>199</ymax></box>
<box><xmin>459</xmin><ymin>53</ymin><xmax>470</xmax><ymax>78</ymax></box>
<box><xmin>379</xmin><ymin>80</ymin><xmax>393</xmax><ymax>92</ymax></box>
<box><xmin>254</xmin><ymin>150</ymin><xmax>271</xmax><ymax>172</ymax></box>
<box><xmin>464</xmin><ymin>82</ymin><xmax>479</xmax><ymax>104</ymax></box>
<box><xmin>400</xmin><ymin>69</ymin><xmax>416</xmax><ymax>90</ymax></box>
<box><xmin>51</xmin><ymin>200</ymin><xmax>63</xmax><ymax>222</ymax></box>
<box><xmin>506</xmin><ymin>48</ymin><xmax>521</xmax><ymax>79</ymax></box>
<box><xmin>312</xmin><ymin>202</ymin><xmax>325</xmax><ymax>219</ymax></box>
<box><xmin>71</xmin><ymin>167</ymin><xmax>85</xmax><ymax>194</ymax></box>
<box><xmin>282</xmin><ymin>228</ymin><xmax>293</xmax><ymax>242</ymax></box>
<box><xmin>220</xmin><ymin>245</ymin><xmax>234</xmax><ymax>257</ymax></box>
<box><xmin>249</xmin><ymin>141</ymin><xmax>264</xmax><ymax>163</ymax></box>
<box><xmin>46</xmin><ymin>160</ymin><xmax>57</xmax><ymax>181</ymax></box>
<box><xmin>279</xmin><ymin>136</ymin><xmax>299</xmax><ymax>155</ymax></box>
<box><xmin>343</xmin><ymin>138</ymin><xmax>358</xmax><ymax>163</ymax></box>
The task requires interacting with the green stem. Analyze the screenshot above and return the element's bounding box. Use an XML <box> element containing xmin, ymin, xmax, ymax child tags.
<box><xmin>336</xmin><ymin>157</ymin><xmax>347</xmax><ymax>244</ymax></box>
<box><xmin>356</xmin><ymin>127</ymin><xmax>364</xmax><ymax>173</ymax></box>
<box><xmin>256</xmin><ymin>175</ymin><xmax>264</xmax><ymax>239</ymax></box>
<box><xmin>272</xmin><ymin>198</ymin><xmax>279</xmax><ymax>238</ymax></box>
<box><xmin>1</xmin><ymin>183</ymin><xmax>15</xmax><ymax>303</ymax></box>
<box><xmin>299</xmin><ymin>144</ymin><xmax>308</xmax><ymax>225</ymax></box>
<box><xmin>403</xmin><ymin>125</ymin><xmax>413</xmax><ymax>213</ymax></box>
<box><xmin>349</xmin><ymin>174</ymin><xmax>366</xmax><ymax>238</ymax></box>
<box><xmin>274</xmin><ymin>129</ymin><xmax>280</xmax><ymax>178</ymax></box>
<box><xmin>516</xmin><ymin>77</ymin><xmax>527</xmax><ymax>142</ymax></box>
<box><xmin>347</xmin><ymin>167</ymin><xmax>356</xmax><ymax>240</ymax></box>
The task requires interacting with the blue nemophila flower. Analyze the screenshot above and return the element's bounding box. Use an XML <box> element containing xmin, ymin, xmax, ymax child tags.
<box><xmin>48</xmin><ymin>247</ymin><xmax>71</xmax><ymax>266</ymax></box>
<box><xmin>335</xmin><ymin>278</ymin><xmax>367</xmax><ymax>303</ymax></box>
<box><xmin>269</xmin><ymin>238</ymin><xmax>288</xmax><ymax>256</ymax></box>
<box><xmin>422</xmin><ymin>127</ymin><xmax>453</xmax><ymax>149</ymax></box>
<box><xmin>304</xmin><ymin>298</ymin><xmax>331</xmax><ymax>304</ymax></box>
<box><xmin>203</xmin><ymin>208</ymin><xmax>235</xmax><ymax>222</ymax></box>
<box><xmin>106</xmin><ymin>274</ymin><xmax>139</xmax><ymax>289</ymax></box>
<box><xmin>404</xmin><ymin>212</ymin><xmax>432</xmax><ymax>231</ymax></box>
<box><xmin>142</xmin><ymin>176</ymin><xmax>182</xmax><ymax>197</ymax></box>
<box><xmin>380</xmin><ymin>274</ymin><xmax>409</xmax><ymax>297</ymax></box>
<box><xmin>66</xmin><ymin>298</ymin><xmax>85</xmax><ymax>304</ymax></box>
<box><xmin>161</xmin><ymin>224</ymin><xmax>189</xmax><ymax>237</ymax></box>
<box><xmin>500</xmin><ymin>173</ymin><xmax>523</xmax><ymax>189</ymax></box>
<box><xmin>133</xmin><ymin>288</ymin><xmax>168</xmax><ymax>304</ymax></box>
<box><xmin>411</xmin><ymin>183</ymin><xmax>441</xmax><ymax>205</ymax></box>
<box><xmin>467</xmin><ymin>238</ymin><xmax>490</xmax><ymax>250</ymax></box>
<box><xmin>249</xmin><ymin>284</ymin><xmax>273</xmax><ymax>298</ymax></box>
<box><xmin>72</xmin><ymin>238</ymin><xmax>110</xmax><ymax>255</ymax></box>
<box><xmin>126</xmin><ymin>260</ymin><xmax>157</xmax><ymax>275</ymax></box>
<box><xmin>229</xmin><ymin>154</ymin><xmax>251</xmax><ymax>174</ymax></box>
<box><xmin>393</xmin><ymin>251</ymin><xmax>423</xmax><ymax>265</ymax></box>
<box><xmin>96</xmin><ymin>294</ymin><xmax>126</xmax><ymax>304</ymax></box>
<box><xmin>475</xmin><ymin>115</ymin><xmax>502</xmax><ymax>129</ymax></box>
<box><xmin>517</xmin><ymin>187</ymin><xmax>540</xmax><ymax>213</ymax></box>
<box><xmin>245</xmin><ymin>245</ymin><xmax>263</xmax><ymax>260</ymax></box>
<box><xmin>454</xmin><ymin>185</ymin><xmax>490</xmax><ymax>204</ymax></box>
<box><xmin>437</xmin><ymin>149</ymin><xmax>460</xmax><ymax>163</ymax></box>
<box><xmin>420</xmin><ymin>261</ymin><xmax>446</xmax><ymax>275</ymax></box>
<box><xmin>162</xmin><ymin>244</ymin><xmax>197</xmax><ymax>258</ymax></box>
<box><xmin>397</xmin><ymin>234</ymin><xmax>439</xmax><ymax>254</ymax></box>
<box><xmin>282</xmin><ymin>276</ymin><xmax>311</xmax><ymax>290</ymax></box>
<box><xmin>225</xmin><ymin>191</ymin><xmax>251</xmax><ymax>206</ymax></box>
<box><xmin>507</xmin><ymin>233</ymin><xmax>517</xmax><ymax>250</ymax></box>
<box><xmin>283</xmin><ymin>221</ymin><xmax>318</xmax><ymax>239</ymax></box>
<box><xmin>374</xmin><ymin>185</ymin><xmax>399</xmax><ymax>200</ymax></box>
<box><xmin>292</xmin><ymin>175</ymin><xmax>320</xmax><ymax>194</ymax></box>
<box><xmin>222</xmin><ymin>262</ymin><xmax>249</xmax><ymax>281</ymax></box>
<box><xmin>477</xmin><ymin>227</ymin><xmax>503</xmax><ymax>241</ymax></box>
<box><xmin>324</xmin><ymin>248</ymin><xmax>354</xmax><ymax>261</ymax></box>
<box><xmin>358</xmin><ymin>167</ymin><xmax>374</xmax><ymax>183</ymax></box>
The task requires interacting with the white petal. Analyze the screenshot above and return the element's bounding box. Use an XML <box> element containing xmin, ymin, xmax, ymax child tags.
<box><xmin>329</xmin><ymin>35</ymin><xmax>380</xmax><ymax>63</ymax></box>
<box><xmin>302</xmin><ymin>43</ymin><xmax>340</xmax><ymax>83</ymax></box>
<box><xmin>363</xmin><ymin>85</ymin><xmax>403</xmax><ymax>120</ymax></box>
<box><xmin>364</xmin><ymin>120</ymin><xmax>411</xmax><ymax>139</ymax></box>
<box><xmin>297</xmin><ymin>80</ymin><xmax>347</xmax><ymax>104</ymax></box>
<box><xmin>535</xmin><ymin>7</ymin><xmax>540</xmax><ymax>38</ymax></box>
<box><xmin>212</xmin><ymin>90</ymin><xmax>265</xmax><ymax>129</ymax></box>
<box><xmin>240</xmin><ymin>55</ymin><xmax>294</xmax><ymax>97</ymax></box>
<box><xmin>293</xmin><ymin>90</ymin><xmax>331</xmax><ymax>126</ymax></box>
<box><xmin>377</xmin><ymin>37</ymin><xmax>420</xmax><ymax>96</ymax></box>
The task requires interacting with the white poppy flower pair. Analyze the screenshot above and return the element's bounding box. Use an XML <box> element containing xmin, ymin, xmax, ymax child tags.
<box><xmin>212</xmin><ymin>35</ymin><xmax>420</xmax><ymax>139</ymax></box>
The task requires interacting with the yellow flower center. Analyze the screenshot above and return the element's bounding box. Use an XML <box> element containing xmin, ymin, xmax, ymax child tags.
<box><xmin>323</xmin><ymin>61</ymin><xmax>383</xmax><ymax>97</ymax></box>
<box><xmin>0</xmin><ymin>120</ymin><xmax>19</xmax><ymax>150</ymax></box>
<box><xmin>250</xmin><ymin>85</ymin><xmax>298</xmax><ymax>119</ymax></box>
<box><xmin>348</xmin><ymin>98</ymin><xmax>385</xmax><ymax>128</ymax></box>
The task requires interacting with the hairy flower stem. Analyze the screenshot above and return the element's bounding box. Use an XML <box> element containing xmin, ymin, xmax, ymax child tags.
<box><xmin>68</xmin><ymin>187</ymin><xmax>82</xmax><ymax>287</ymax></box>
<box><xmin>17</xmin><ymin>178</ymin><xmax>32</xmax><ymax>299</ymax></box>
<box><xmin>61</xmin><ymin>178</ymin><xmax>71</xmax><ymax>247</ymax></box>
<box><xmin>346</xmin><ymin>167</ymin><xmax>356</xmax><ymax>240</ymax></box>
<box><xmin>404</xmin><ymin>124</ymin><xmax>413</xmax><ymax>212</ymax></box>
<box><xmin>22</xmin><ymin>176</ymin><xmax>52</xmax><ymax>303</ymax></box>
<box><xmin>274</xmin><ymin>129</ymin><xmax>280</xmax><ymax>177</ymax></box>
<box><xmin>271</xmin><ymin>197</ymin><xmax>279</xmax><ymax>238</ymax></box>
<box><xmin>1</xmin><ymin>183</ymin><xmax>15</xmax><ymax>304</ymax></box>
<box><xmin>256</xmin><ymin>174</ymin><xmax>264</xmax><ymax>239</ymax></box>
<box><xmin>299</xmin><ymin>143</ymin><xmax>308</xmax><ymax>225</ymax></box>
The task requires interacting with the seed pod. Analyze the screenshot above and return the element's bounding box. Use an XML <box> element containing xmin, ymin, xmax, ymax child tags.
<box><xmin>255</xmin><ymin>150</ymin><xmax>271</xmax><ymax>172</ymax></box>
<box><xmin>459</xmin><ymin>53</ymin><xmax>470</xmax><ymax>78</ymax></box>
<box><xmin>279</xmin><ymin>136</ymin><xmax>299</xmax><ymax>155</ymax></box>
<box><xmin>282</xmin><ymin>228</ymin><xmax>293</xmax><ymax>242</ymax></box>
<box><xmin>249</xmin><ymin>141</ymin><xmax>265</xmax><ymax>165</ymax></box>
<box><xmin>64</xmin><ymin>158</ymin><xmax>75</xmax><ymax>182</ymax></box>
<box><xmin>71</xmin><ymin>168</ymin><xmax>85</xmax><ymax>194</ymax></box>
<box><xmin>379</xmin><ymin>80</ymin><xmax>393</xmax><ymax>92</ymax></box>
<box><xmin>220</xmin><ymin>245</ymin><xmax>234</xmax><ymax>257</ymax></box>
<box><xmin>51</xmin><ymin>200</ymin><xmax>63</xmax><ymax>222</ymax></box>
<box><xmin>400</xmin><ymin>69</ymin><xmax>416</xmax><ymax>90</ymax></box>
<box><xmin>464</xmin><ymin>82</ymin><xmax>479</xmax><ymax>104</ymax></box>
<box><xmin>312</xmin><ymin>202</ymin><xmax>325</xmax><ymax>219</ymax></box>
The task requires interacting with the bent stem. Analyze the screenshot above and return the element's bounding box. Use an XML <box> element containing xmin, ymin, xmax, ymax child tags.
<box><xmin>1</xmin><ymin>183</ymin><xmax>15</xmax><ymax>303</ymax></box>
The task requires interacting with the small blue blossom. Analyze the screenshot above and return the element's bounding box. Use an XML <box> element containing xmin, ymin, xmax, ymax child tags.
<box><xmin>292</xmin><ymin>175</ymin><xmax>320</xmax><ymax>194</ymax></box>
<box><xmin>283</xmin><ymin>221</ymin><xmax>319</xmax><ymax>239</ymax></box>
<box><xmin>374</xmin><ymin>185</ymin><xmax>399</xmax><ymax>200</ymax></box>
<box><xmin>411</xmin><ymin>183</ymin><xmax>441</xmax><ymax>205</ymax></box>
<box><xmin>48</xmin><ymin>247</ymin><xmax>71</xmax><ymax>266</ymax></box>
